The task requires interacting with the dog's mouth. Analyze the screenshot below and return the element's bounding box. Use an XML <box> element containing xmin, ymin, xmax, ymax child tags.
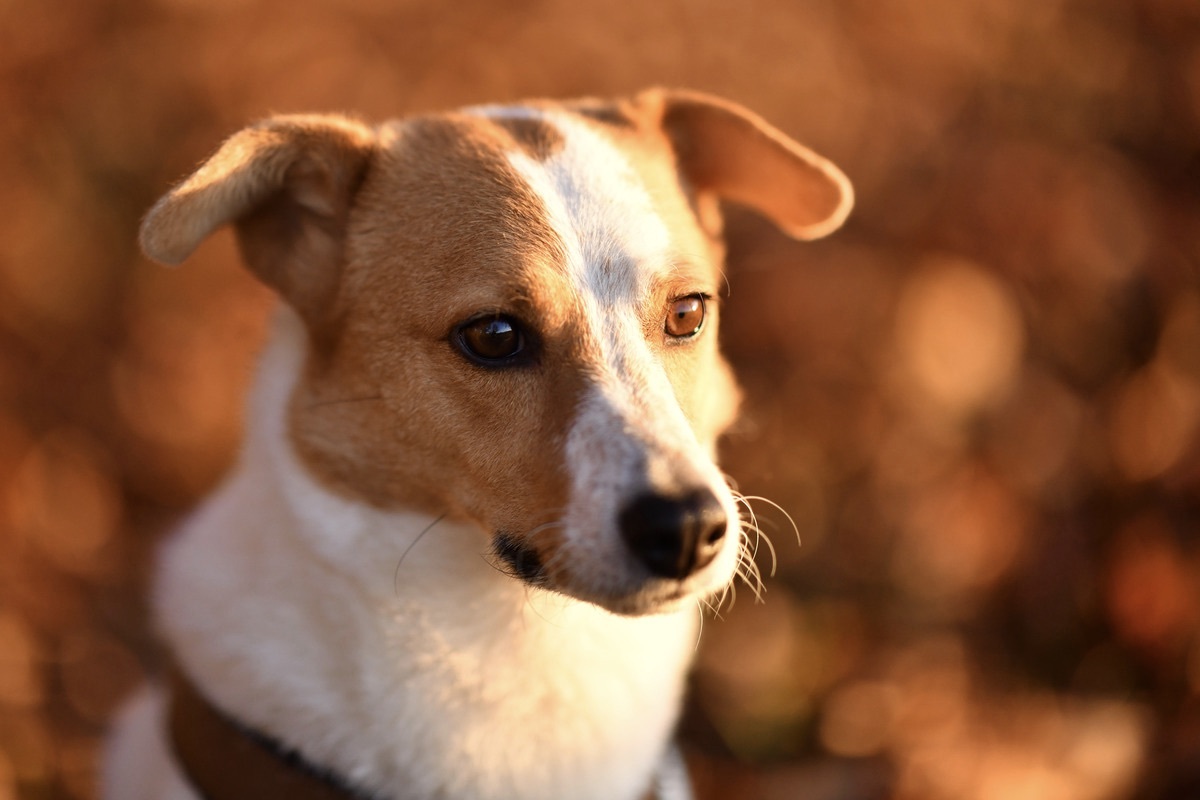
<box><xmin>493</xmin><ymin>532</ymin><xmax>551</xmax><ymax>588</ymax></box>
<box><xmin>490</xmin><ymin>529</ymin><xmax>722</xmax><ymax>616</ymax></box>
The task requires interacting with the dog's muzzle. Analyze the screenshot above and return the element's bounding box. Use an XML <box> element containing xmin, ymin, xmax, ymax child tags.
<box><xmin>492</xmin><ymin>487</ymin><xmax>729</xmax><ymax>601</ymax></box>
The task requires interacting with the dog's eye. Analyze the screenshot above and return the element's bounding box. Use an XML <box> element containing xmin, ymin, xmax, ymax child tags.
<box><xmin>664</xmin><ymin>294</ymin><xmax>707</xmax><ymax>339</ymax></box>
<box><xmin>455</xmin><ymin>315</ymin><xmax>527</xmax><ymax>364</ymax></box>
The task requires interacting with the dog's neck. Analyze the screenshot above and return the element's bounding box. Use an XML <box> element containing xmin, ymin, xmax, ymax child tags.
<box><xmin>155</xmin><ymin>308</ymin><xmax>699</xmax><ymax>800</ymax></box>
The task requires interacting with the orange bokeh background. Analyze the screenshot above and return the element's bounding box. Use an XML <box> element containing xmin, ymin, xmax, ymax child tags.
<box><xmin>1</xmin><ymin>1</ymin><xmax>1198</xmax><ymax>798</ymax></box>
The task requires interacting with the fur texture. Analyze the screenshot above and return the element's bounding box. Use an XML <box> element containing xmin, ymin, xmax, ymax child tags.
<box><xmin>104</xmin><ymin>89</ymin><xmax>852</xmax><ymax>800</ymax></box>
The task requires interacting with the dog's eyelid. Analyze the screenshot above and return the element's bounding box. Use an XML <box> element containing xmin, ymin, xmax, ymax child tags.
<box><xmin>451</xmin><ymin>312</ymin><xmax>539</xmax><ymax>368</ymax></box>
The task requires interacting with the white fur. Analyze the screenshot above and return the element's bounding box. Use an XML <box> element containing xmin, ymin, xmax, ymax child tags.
<box><xmin>105</xmin><ymin>87</ymin><xmax>860</xmax><ymax>800</ymax></box>
<box><xmin>497</xmin><ymin>110</ymin><xmax>742</xmax><ymax>609</ymax></box>
<box><xmin>104</xmin><ymin>308</ymin><xmax>700</xmax><ymax>800</ymax></box>
<box><xmin>106</xmin><ymin>108</ymin><xmax>747</xmax><ymax>800</ymax></box>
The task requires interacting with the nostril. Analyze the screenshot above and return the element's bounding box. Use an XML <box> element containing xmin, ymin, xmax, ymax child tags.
<box><xmin>619</xmin><ymin>489</ymin><xmax>728</xmax><ymax>580</ymax></box>
<box><xmin>702</xmin><ymin>508</ymin><xmax>727</xmax><ymax>545</ymax></box>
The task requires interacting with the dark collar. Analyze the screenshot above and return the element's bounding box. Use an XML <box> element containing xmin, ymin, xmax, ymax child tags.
<box><xmin>168</xmin><ymin>666</ymin><xmax>373</xmax><ymax>800</ymax></box>
<box><xmin>168</xmin><ymin>665</ymin><xmax>667</xmax><ymax>800</ymax></box>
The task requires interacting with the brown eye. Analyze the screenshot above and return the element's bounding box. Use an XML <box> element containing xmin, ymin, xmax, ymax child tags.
<box><xmin>665</xmin><ymin>294</ymin><xmax>706</xmax><ymax>339</ymax></box>
<box><xmin>455</xmin><ymin>315</ymin><xmax>527</xmax><ymax>364</ymax></box>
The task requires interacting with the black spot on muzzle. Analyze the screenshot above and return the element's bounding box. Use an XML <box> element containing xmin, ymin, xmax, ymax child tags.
<box><xmin>493</xmin><ymin>532</ymin><xmax>547</xmax><ymax>586</ymax></box>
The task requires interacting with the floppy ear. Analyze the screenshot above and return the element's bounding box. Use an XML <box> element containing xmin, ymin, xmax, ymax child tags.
<box><xmin>139</xmin><ymin>115</ymin><xmax>377</xmax><ymax>325</ymax></box>
<box><xmin>643</xmin><ymin>89</ymin><xmax>853</xmax><ymax>241</ymax></box>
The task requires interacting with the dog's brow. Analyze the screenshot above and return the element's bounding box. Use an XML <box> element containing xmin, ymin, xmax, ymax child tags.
<box><xmin>502</xmin><ymin>112</ymin><xmax>671</xmax><ymax>301</ymax></box>
<box><xmin>570</xmin><ymin>104</ymin><xmax>638</xmax><ymax>130</ymax></box>
<box><xmin>658</xmin><ymin>257</ymin><xmax>715</xmax><ymax>285</ymax></box>
<box><xmin>488</xmin><ymin>115</ymin><xmax>565</xmax><ymax>161</ymax></box>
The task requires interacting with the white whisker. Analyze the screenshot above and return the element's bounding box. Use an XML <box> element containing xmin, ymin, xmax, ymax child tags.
<box><xmin>738</xmin><ymin>494</ymin><xmax>801</xmax><ymax>548</ymax></box>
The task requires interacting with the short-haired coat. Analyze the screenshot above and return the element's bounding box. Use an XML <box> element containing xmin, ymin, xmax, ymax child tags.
<box><xmin>104</xmin><ymin>89</ymin><xmax>852</xmax><ymax>800</ymax></box>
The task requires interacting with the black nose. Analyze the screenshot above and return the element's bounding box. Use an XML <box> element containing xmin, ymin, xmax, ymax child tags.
<box><xmin>618</xmin><ymin>490</ymin><xmax>728</xmax><ymax>580</ymax></box>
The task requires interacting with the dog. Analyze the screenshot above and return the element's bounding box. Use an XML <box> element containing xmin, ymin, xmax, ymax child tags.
<box><xmin>103</xmin><ymin>88</ymin><xmax>852</xmax><ymax>800</ymax></box>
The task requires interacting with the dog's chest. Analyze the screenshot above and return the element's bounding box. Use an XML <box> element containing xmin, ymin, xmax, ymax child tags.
<box><xmin>158</xmin><ymin>438</ymin><xmax>698</xmax><ymax>800</ymax></box>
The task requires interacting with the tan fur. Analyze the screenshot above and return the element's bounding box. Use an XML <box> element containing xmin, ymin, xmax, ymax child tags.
<box><xmin>289</xmin><ymin>115</ymin><xmax>585</xmax><ymax>544</ymax></box>
<box><xmin>491</xmin><ymin>115</ymin><xmax>567</xmax><ymax>161</ymax></box>
<box><xmin>655</xmin><ymin>90</ymin><xmax>854</xmax><ymax>240</ymax></box>
<box><xmin>121</xmin><ymin>89</ymin><xmax>854</xmax><ymax>800</ymax></box>
<box><xmin>141</xmin><ymin>115</ymin><xmax>376</xmax><ymax>328</ymax></box>
<box><xmin>286</xmin><ymin>110</ymin><xmax>730</xmax><ymax>577</ymax></box>
<box><xmin>138</xmin><ymin>87</ymin><xmax>851</xmax><ymax>598</ymax></box>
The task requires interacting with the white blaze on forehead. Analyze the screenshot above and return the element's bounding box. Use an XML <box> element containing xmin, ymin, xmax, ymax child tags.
<box><xmin>472</xmin><ymin>105</ymin><xmax>741</xmax><ymax>603</ymax></box>
<box><xmin>483</xmin><ymin>107</ymin><xmax>718</xmax><ymax>470</ymax></box>
<box><xmin>475</xmin><ymin>106</ymin><xmax>674</xmax><ymax>326</ymax></box>
<box><xmin>477</xmin><ymin>106</ymin><xmax>698</xmax><ymax>424</ymax></box>
<box><xmin>485</xmin><ymin>106</ymin><xmax>694</xmax><ymax>437</ymax></box>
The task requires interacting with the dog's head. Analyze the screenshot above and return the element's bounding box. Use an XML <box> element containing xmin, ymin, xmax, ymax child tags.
<box><xmin>140</xmin><ymin>90</ymin><xmax>851</xmax><ymax>615</ymax></box>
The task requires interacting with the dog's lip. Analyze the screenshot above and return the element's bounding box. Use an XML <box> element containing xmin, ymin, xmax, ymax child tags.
<box><xmin>492</xmin><ymin>531</ymin><xmax>549</xmax><ymax>587</ymax></box>
<box><xmin>492</xmin><ymin>532</ymin><xmax>709</xmax><ymax>615</ymax></box>
<box><xmin>597</xmin><ymin>584</ymin><xmax>696</xmax><ymax>617</ymax></box>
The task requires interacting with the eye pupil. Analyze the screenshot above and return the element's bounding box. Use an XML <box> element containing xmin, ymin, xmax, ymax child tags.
<box><xmin>665</xmin><ymin>295</ymin><xmax>706</xmax><ymax>338</ymax></box>
<box><xmin>458</xmin><ymin>315</ymin><xmax>525</xmax><ymax>362</ymax></box>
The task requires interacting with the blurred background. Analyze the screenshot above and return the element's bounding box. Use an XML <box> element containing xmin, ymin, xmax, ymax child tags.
<box><xmin>1</xmin><ymin>0</ymin><xmax>1198</xmax><ymax>797</ymax></box>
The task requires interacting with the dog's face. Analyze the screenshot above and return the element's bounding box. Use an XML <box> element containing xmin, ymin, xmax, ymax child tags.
<box><xmin>140</xmin><ymin>90</ymin><xmax>852</xmax><ymax>615</ymax></box>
